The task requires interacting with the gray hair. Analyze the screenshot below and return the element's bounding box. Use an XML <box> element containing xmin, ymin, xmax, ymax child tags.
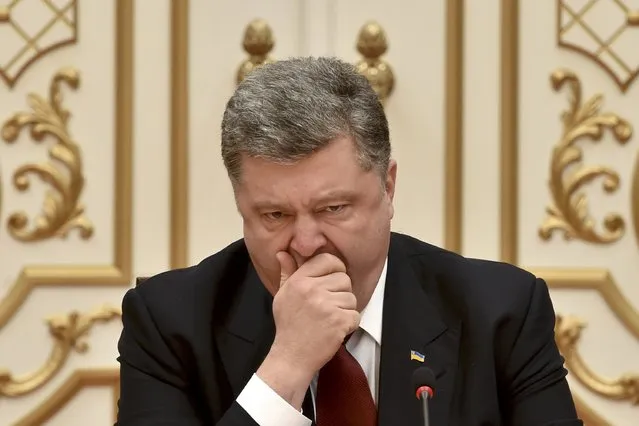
<box><xmin>220</xmin><ymin>56</ymin><xmax>390</xmax><ymax>184</ymax></box>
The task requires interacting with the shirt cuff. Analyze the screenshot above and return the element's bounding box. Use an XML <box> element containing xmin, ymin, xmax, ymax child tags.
<box><xmin>236</xmin><ymin>374</ymin><xmax>312</xmax><ymax>426</ymax></box>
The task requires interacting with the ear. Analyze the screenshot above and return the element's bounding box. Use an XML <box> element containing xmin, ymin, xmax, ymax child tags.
<box><xmin>385</xmin><ymin>159</ymin><xmax>397</xmax><ymax>201</ymax></box>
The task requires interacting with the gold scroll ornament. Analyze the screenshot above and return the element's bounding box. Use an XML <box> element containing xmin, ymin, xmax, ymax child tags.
<box><xmin>538</xmin><ymin>69</ymin><xmax>633</xmax><ymax>244</ymax></box>
<box><xmin>0</xmin><ymin>304</ymin><xmax>122</xmax><ymax>397</ymax></box>
<box><xmin>1</xmin><ymin>67</ymin><xmax>94</xmax><ymax>242</ymax></box>
<box><xmin>555</xmin><ymin>314</ymin><xmax>639</xmax><ymax>405</ymax></box>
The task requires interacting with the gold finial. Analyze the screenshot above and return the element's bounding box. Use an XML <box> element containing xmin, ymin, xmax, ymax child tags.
<box><xmin>0</xmin><ymin>6</ymin><xmax>10</xmax><ymax>22</ymax></box>
<box><xmin>355</xmin><ymin>21</ymin><xmax>394</xmax><ymax>104</ymax></box>
<box><xmin>236</xmin><ymin>18</ymin><xmax>276</xmax><ymax>84</ymax></box>
<box><xmin>628</xmin><ymin>11</ymin><xmax>639</xmax><ymax>26</ymax></box>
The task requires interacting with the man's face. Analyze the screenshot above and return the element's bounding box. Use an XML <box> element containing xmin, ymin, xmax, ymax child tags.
<box><xmin>234</xmin><ymin>136</ymin><xmax>397</xmax><ymax>311</ymax></box>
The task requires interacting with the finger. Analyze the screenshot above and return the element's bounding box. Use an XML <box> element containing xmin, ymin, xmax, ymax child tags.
<box><xmin>329</xmin><ymin>292</ymin><xmax>358</xmax><ymax>310</ymax></box>
<box><xmin>276</xmin><ymin>251</ymin><xmax>297</xmax><ymax>287</ymax></box>
<box><xmin>298</xmin><ymin>252</ymin><xmax>346</xmax><ymax>277</ymax></box>
<box><xmin>345</xmin><ymin>310</ymin><xmax>361</xmax><ymax>335</ymax></box>
<box><xmin>315</xmin><ymin>272</ymin><xmax>352</xmax><ymax>293</ymax></box>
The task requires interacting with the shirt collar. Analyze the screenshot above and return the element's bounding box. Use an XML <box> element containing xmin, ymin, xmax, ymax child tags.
<box><xmin>358</xmin><ymin>257</ymin><xmax>387</xmax><ymax>346</ymax></box>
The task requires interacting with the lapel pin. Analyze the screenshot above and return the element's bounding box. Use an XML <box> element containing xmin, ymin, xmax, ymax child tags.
<box><xmin>410</xmin><ymin>350</ymin><xmax>425</xmax><ymax>363</ymax></box>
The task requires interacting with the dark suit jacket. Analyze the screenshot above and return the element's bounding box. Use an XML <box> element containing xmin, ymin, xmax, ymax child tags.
<box><xmin>115</xmin><ymin>232</ymin><xmax>582</xmax><ymax>425</ymax></box>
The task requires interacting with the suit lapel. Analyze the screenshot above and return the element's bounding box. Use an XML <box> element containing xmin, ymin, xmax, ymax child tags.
<box><xmin>377</xmin><ymin>235</ymin><xmax>461</xmax><ymax>426</ymax></box>
<box><xmin>214</xmin><ymin>263</ymin><xmax>276</xmax><ymax>397</ymax></box>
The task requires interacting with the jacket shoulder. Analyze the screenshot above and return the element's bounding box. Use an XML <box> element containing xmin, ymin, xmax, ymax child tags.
<box><xmin>393</xmin><ymin>232</ymin><xmax>543</xmax><ymax>313</ymax></box>
<box><xmin>126</xmin><ymin>238</ymin><xmax>250</xmax><ymax>321</ymax></box>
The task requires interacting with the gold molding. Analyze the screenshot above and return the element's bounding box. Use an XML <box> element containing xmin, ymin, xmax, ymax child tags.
<box><xmin>354</xmin><ymin>21</ymin><xmax>394</xmax><ymax>105</ymax></box>
<box><xmin>0</xmin><ymin>0</ymin><xmax>133</xmax><ymax>329</ymax></box>
<box><xmin>11</xmin><ymin>368</ymin><xmax>119</xmax><ymax>426</ymax></box>
<box><xmin>555</xmin><ymin>314</ymin><xmax>639</xmax><ymax>405</ymax></box>
<box><xmin>1</xmin><ymin>67</ymin><xmax>95</xmax><ymax>242</ymax></box>
<box><xmin>501</xmin><ymin>1</ymin><xmax>614</xmax><ymax>424</ymax></box>
<box><xmin>538</xmin><ymin>69</ymin><xmax>632</xmax><ymax>244</ymax></box>
<box><xmin>170</xmin><ymin>0</ymin><xmax>189</xmax><ymax>269</ymax></box>
<box><xmin>0</xmin><ymin>304</ymin><xmax>121</xmax><ymax>397</ymax></box>
<box><xmin>0</xmin><ymin>0</ymin><xmax>78</xmax><ymax>89</ymax></box>
<box><xmin>445</xmin><ymin>0</ymin><xmax>464</xmax><ymax>253</ymax></box>
<box><xmin>633</xmin><ymin>152</ymin><xmax>639</xmax><ymax>248</ymax></box>
<box><xmin>500</xmin><ymin>0</ymin><xmax>519</xmax><ymax>265</ymax></box>
<box><xmin>532</xmin><ymin>268</ymin><xmax>639</xmax><ymax>340</ymax></box>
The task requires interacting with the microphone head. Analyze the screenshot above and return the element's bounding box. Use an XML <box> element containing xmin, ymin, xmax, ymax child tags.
<box><xmin>411</xmin><ymin>366</ymin><xmax>436</xmax><ymax>400</ymax></box>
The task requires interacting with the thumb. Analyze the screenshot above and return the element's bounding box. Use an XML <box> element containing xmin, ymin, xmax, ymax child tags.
<box><xmin>275</xmin><ymin>251</ymin><xmax>297</xmax><ymax>287</ymax></box>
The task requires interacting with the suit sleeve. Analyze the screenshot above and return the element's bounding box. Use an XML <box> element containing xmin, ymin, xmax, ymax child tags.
<box><xmin>115</xmin><ymin>287</ymin><xmax>259</xmax><ymax>426</ymax></box>
<box><xmin>502</xmin><ymin>277</ymin><xmax>583</xmax><ymax>426</ymax></box>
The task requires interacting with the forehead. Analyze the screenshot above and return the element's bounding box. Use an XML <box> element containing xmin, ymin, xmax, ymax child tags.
<box><xmin>235</xmin><ymin>137</ymin><xmax>373</xmax><ymax>202</ymax></box>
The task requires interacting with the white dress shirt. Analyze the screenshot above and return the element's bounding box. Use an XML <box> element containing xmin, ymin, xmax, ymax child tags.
<box><xmin>236</xmin><ymin>258</ymin><xmax>388</xmax><ymax>426</ymax></box>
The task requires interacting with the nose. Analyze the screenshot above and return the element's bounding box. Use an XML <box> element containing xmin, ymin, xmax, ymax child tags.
<box><xmin>289</xmin><ymin>215</ymin><xmax>327</xmax><ymax>260</ymax></box>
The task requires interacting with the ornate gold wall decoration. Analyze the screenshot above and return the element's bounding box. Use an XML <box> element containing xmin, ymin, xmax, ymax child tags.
<box><xmin>557</xmin><ymin>0</ymin><xmax>639</xmax><ymax>93</ymax></box>
<box><xmin>502</xmin><ymin>1</ymin><xmax>622</xmax><ymax>423</ymax></box>
<box><xmin>537</xmin><ymin>268</ymin><xmax>639</xmax><ymax>340</ymax></box>
<box><xmin>0</xmin><ymin>0</ymin><xmax>132</xmax><ymax>331</ymax></box>
<box><xmin>0</xmin><ymin>0</ymin><xmax>78</xmax><ymax>89</ymax></box>
<box><xmin>236</xmin><ymin>18</ymin><xmax>275</xmax><ymax>85</ymax></box>
<box><xmin>0</xmin><ymin>304</ymin><xmax>121</xmax><ymax>397</ymax></box>
<box><xmin>12</xmin><ymin>368</ymin><xmax>119</xmax><ymax>425</ymax></box>
<box><xmin>555</xmin><ymin>314</ymin><xmax>639</xmax><ymax>405</ymax></box>
<box><xmin>538</xmin><ymin>69</ymin><xmax>632</xmax><ymax>244</ymax></box>
<box><xmin>355</xmin><ymin>21</ymin><xmax>394</xmax><ymax>105</ymax></box>
<box><xmin>1</xmin><ymin>67</ymin><xmax>94</xmax><ymax>242</ymax></box>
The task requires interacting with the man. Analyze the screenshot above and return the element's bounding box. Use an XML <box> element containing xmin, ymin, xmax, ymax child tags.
<box><xmin>115</xmin><ymin>57</ymin><xmax>582</xmax><ymax>425</ymax></box>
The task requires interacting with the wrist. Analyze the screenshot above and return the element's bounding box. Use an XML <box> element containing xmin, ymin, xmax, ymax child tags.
<box><xmin>256</xmin><ymin>344</ymin><xmax>314</xmax><ymax>410</ymax></box>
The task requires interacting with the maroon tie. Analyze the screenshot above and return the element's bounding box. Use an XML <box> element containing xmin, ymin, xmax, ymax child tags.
<box><xmin>315</xmin><ymin>342</ymin><xmax>377</xmax><ymax>426</ymax></box>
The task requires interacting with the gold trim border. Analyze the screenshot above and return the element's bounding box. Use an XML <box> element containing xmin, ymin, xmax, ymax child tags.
<box><xmin>170</xmin><ymin>0</ymin><xmax>189</xmax><ymax>269</ymax></box>
<box><xmin>12</xmin><ymin>368</ymin><xmax>119</xmax><ymax>425</ymax></box>
<box><xmin>500</xmin><ymin>1</ymin><xmax>613</xmax><ymax>424</ymax></box>
<box><xmin>0</xmin><ymin>0</ymin><xmax>133</xmax><ymax>329</ymax></box>
<box><xmin>445</xmin><ymin>0</ymin><xmax>464</xmax><ymax>253</ymax></box>
<box><xmin>633</xmin><ymin>152</ymin><xmax>639</xmax><ymax>248</ymax></box>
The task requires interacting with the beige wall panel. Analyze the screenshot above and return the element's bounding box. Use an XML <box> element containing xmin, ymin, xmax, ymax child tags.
<box><xmin>187</xmin><ymin>0</ymin><xmax>308</xmax><ymax>264</ymax></box>
<box><xmin>330</xmin><ymin>0</ymin><xmax>450</xmax><ymax>249</ymax></box>
<box><xmin>0</xmin><ymin>0</ymin><xmax>172</xmax><ymax>423</ymax></box>
<box><xmin>461</xmin><ymin>0</ymin><xmax>501</xmax><ymax>260</ymax></box>
<box><xmin>504</xmin><ymin>0</ymin><xmax>639</xmax><ymax>424</ymax></box>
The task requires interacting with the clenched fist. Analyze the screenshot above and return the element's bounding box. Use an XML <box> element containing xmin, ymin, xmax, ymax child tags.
<box><xmin>256</xmin><ymin>251</ymin><xmax>361</xmax><ymax>410</ymax></box>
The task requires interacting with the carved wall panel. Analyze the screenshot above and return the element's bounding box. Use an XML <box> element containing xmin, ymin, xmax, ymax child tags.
<box><xmin>0</xmin><ymin>0</ymin><xmax>133</xmax><ymax>423</ymax></box>
<box><xmin>501</xmin><ymin>0</ymin><xmax>639</xmax><ymax>424</ymax></box>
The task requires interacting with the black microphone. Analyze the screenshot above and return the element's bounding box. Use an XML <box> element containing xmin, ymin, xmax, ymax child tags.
<box><xmin>412</xmin><ymin>366</ymin><xmax>436</xmax><ymax>426</ymax></box>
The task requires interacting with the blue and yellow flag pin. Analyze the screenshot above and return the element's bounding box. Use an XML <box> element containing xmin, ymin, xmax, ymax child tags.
<box><xmin>410</xmin><ymin>350</ymin><xmax>425</xmax><ymax>363</ymax></box>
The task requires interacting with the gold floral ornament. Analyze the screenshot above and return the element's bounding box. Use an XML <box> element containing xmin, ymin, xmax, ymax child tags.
<box><xmin>1</xmin><ymin>67</ymin><xmax>94</xmax><ymax>242</ymax></box>
<box><xmin>0</xmin><ymin>304</ymin><xmax>122</xmax><ymax>397</ymax></box>
<box><xmin>355</xmin><ymin>21</ymin><xmax>394</xmax><ymax>105</ymax></box>
<box><xmin>555</xmin><ymin>314</ymin><xmax>639</xmax><ymax>405</ymax></box>
<box><xmin>538</xmin><ymin>69</ymin><xmax>633</xmax><ymax>244</ymax></box>
<box><xmin>236</xmin><ymin>19</ymin><xmax>276</xmax><ymax>85</ymax></box>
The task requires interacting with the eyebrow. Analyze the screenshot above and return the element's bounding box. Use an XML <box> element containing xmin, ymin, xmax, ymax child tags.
<box><xmin>251</xmin><ymin>190</ymin><xmax>358</xmax><ymax>211</ymax></box>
